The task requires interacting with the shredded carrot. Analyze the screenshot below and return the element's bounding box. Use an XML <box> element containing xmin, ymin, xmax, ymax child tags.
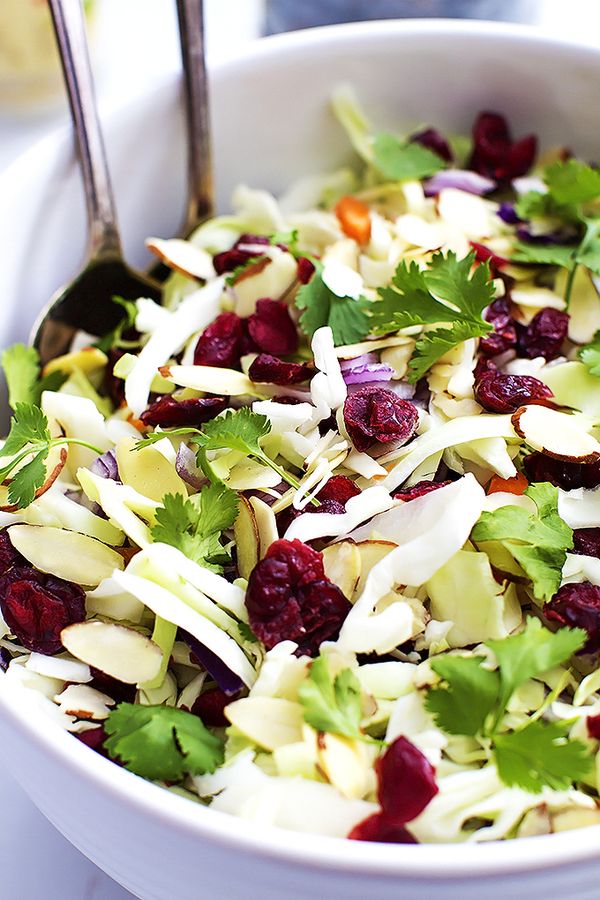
<box><xmin>127</xmin><ymin>413</ymin><xmax>146</xmax><ymax>433</ymax></box>
<box><xmin>487</xmin><ymin>472</ymin><xmax>529</xmax><ymax>495</ymax></box>
<box><xmin>334</xmin><ymin>195</ymin><xmax>372</xmax><ymax>245</ymax></box>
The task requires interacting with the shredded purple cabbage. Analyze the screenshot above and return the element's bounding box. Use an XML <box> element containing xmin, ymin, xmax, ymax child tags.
<box><xmin>340</xmin><ymin>353</ymin><xmax>395</xmax><ymax>385</ymax></box>
<box><xmin>179</xmin><ymin>629</ymin><xmax>245</xmax><ymax>695</ymax></box>
<box><xmin>497</xmin><ymin>202</ymin><xmax>522</xmax><ymax>225</ymax></box>
<box><xmin>90</xmin><ymin>449</ymin><xmax>120</xmax><ymax>481</ymax></box>
<box><xmin>175</xmin><ymin>444</ymin><xmax>206</xmax><ymax>490</ymax></box>
<box><xmin>423</xmin><ymin>169</ymin><xmax>495</xmax><ymax>197</ymax></box>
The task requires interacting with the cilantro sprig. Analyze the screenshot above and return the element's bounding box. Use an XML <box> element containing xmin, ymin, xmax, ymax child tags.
<box><xmin>1</xmin><ymin>343</ymin><xmax>66</xmax><ymax>410</ymax></box>
<box><xmin>370</xmin><ymin>250</ymin><xmax>494</xmax><ymax>382</ymax></box>
<box><xmin>471</xmin><ymin>482</ymin><xmax>573</xmax><ymax>602</ymax></box>
<box><xmin>512</xmin><ymin>159</ymin><xmax>600</xmax><ymax>304</ymax></box>
<box><xmin>104</xmin><ymin>702</ymin><xmax>224</xmax><ymax>781</ymax></box>
<box><xmin>0</xmin><ymin>403</ymin><xmax>104</xmax><ymax>508</ymax></box>
<box><xmin>372</xmin><ymin>133</ymin><xmax>446</xmax><ymax>182</ymax></box>
<box><xmin>298</xmin><ymin>654</ymin><xmax>378</xmax><ymax>743</ymax></box>
<box><xmin>295</xmin><ymin>265</ymin><xmax>372</xmax><ymax>346</ymax></box>
<box><xmin>152</xmin><ymin>483</ymin><xmax>238</xmax><ymax>572</ymax></box>
<box><xmin>426</xmin><ymin>618</ymin><xmax>590</xmax><ymax>793</ymax></box>
<box><xmin>136</xmin><ymin>408</ymin><xmax>308</xmax><ymax>497</ymax></box>
<box><xmin>578</xmin><ymin>329</ymin><xmax>600</xmax><ymax>376</ymax></box>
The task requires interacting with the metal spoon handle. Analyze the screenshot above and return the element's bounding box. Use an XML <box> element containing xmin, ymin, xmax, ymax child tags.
<box><xmin>176</xmin><ymin>0</ymin><xmax>214</xmax><ymax>232</ymax></box>
<box><xmin>48</xmin><ymin>0</ymin><xmax>122</xmax><ymax>260</ymax></box>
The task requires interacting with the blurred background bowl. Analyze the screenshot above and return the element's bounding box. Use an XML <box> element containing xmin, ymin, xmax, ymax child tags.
<box><xmin>1</xmin><ymin>18</ymin><xmax>600</xmax><ymax>900</ymax></box>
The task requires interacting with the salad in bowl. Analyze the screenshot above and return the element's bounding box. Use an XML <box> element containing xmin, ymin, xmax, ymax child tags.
<box><xmin>2</xmin><ymin>88</ymin><xmax>600</xmax><ymax>846</ymax></box>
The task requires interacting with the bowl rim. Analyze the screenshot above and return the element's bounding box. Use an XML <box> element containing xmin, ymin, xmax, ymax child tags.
<box><xmin>2</xmin><ymin>15</ymin><xmax>600</xmax><ymax>880</ymax></box>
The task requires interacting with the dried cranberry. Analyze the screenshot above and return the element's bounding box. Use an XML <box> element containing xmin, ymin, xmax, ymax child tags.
<box><xmin>297</xmin><ymin>257</ymin><xmax>316</xmax><ymax>284</ymax></box>
<box><xmin>0</xmin><ymin>529</ymin><xmax>26</xmax><ymax>577</ymax></box>
<box><xmin>349</xmin><ymin>736</ymin><xmax>438</xmax><ymax>843</ymax></box>
<box><xmin>469</xmin><ymin>111</ymin><xmax>537</xmax><ymax>182</ymax></box>
<box><xmin>245</xmin><ymin>539</ymin><xmax>351</xmax><ymax>656</ymax></box>
<box><xmin>76</xmin><ymin>726</ymin><xmax>107</xmax><ymax>754</ymax></box>
<box><xmin>193</xmin><ymin>312</ymin><xmax>246</xmax><ymax>369</ymax></box>
<box><xmin>0</xmin><ymin>567</ymin><xmax>86</xmax><ymax>654</ymax></box>
<box><xmin>376</xmin><ymin>736</ymin><xmax>439</xmax><ymax>824</ymax></box>
<box><xmin>470</xmin><ymin>242</ymin><xmax>509</xmax><ymax>274</ymax></box>
<box><xmin>317</xmin><ymin>475</ymin><xmax>361</xmax><ymax>505</ymax></box>
<box><xmin>89</xmin><ymin>667</ymin><xmax>137</xmax><ymax>703</ymax></box>
<box><xmin>247</xmin><ymin>300</ymin><xmax>298</xmax><ymax>356</ymax></box>
<box><xmin>587</xmin><ymin>714</ymin><xmax>600</xmax><ymax>740</ymax></box>
<box><xmin>518</xmin><ymin>308</ymin><xmax>569</xmax><ymax>361</ymax></box>
<box><xmin>248</xmin><ymin>353</ymin><xmax>312</xmax><ymax>386</ymax></box>
<box><xmin>140</xmin><ymin>394</ymin><xmax>228</xmax><ymax>427</ymax></box>
<box><xmin>278</xmin><ymin>477</ymin><xmax>360</xmax><ymax>534</ymax></box>
<box><xmin>212</xmin><ymin>233</ymin><xmax>270</xmax><ymax>275</ymax></box>
<box><xmin>573</xmin><ymin>529</ymin><xmax>600</xmax><ymax>558</ymax></box>
<box><xmin>479</xmin><ymin>297</ymin><xmax>518</xmax><ymax>356</ymax></box>
<box><xmin>343</xmin><ymin>386</ymin><xmax>418</xmax><ymax>453</ymax></box>
<box><xmin>409</xmin><ymin>127</ymin><xmax>453</xmax><ymax>162</ymax></box>
<box><xmin>191</xmin><ymin>688</ymin><xmax>231</xmax><ymax>728</ymax></box>
<box><xmin>523</xmin><ymin>452</ymin><xmax>600</xmax><ymax>491</ymax></box>
<box><xmin>475</xmin><ymin>372</ymin><xmax>553</xmax><ymax>413</ymax></box>
<box><xmin>348</xmin><ymin>813</ymin><xmax>417</xmax><ymax>844</ymax></box>
<box><xmin>394</xmin><ymin>480</ymin><xmax>451</xmax><ymax>502</ymax></box>
<box><xmin>544</xmin><ymin>582</ymin><xmax>600</xmax><ymax>653</ymax></box>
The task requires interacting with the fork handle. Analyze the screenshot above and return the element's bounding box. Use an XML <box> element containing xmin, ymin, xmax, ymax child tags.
<box><xmin>48</xmin><ymin>0</ymin><xmax>122</xmax><ymax>260</ymax></box>
<box><xmin>176</xmin><ymin>0</ymin><xmax>214</xmax><ymax>233</ymax></box>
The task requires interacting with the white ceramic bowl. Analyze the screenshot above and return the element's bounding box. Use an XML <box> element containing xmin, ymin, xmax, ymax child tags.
<box><xmin>1</xmin><ymin>20</ymin><xmax>600</xmax><ymax>900</ymax></box>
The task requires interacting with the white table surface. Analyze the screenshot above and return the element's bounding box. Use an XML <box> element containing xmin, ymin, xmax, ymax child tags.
<box><xmin>2</xmin><ymin>1</ymin><xmax>600</xmax><ymax>897</ymax></box>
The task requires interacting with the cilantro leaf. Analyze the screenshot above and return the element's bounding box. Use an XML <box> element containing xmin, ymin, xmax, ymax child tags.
<box><xmin>194</xmin><ymin>407</ymin><xmax>271</xmax><ymax>457</ymax></box>
<box><xmin>372</xmin><ymin>133</ymin><xmax>446</xmax><ymax>182</ymax></box>
<box><xmin>514</xmin><ymin>190</ymin><xmax>577</xmax><ymax>223</ymax></box>
<box><xmin>151</xmin><ymin>483</ymin><xmax>238</xmax><ymax>572</ymax></box>
<box><xmin>295</xmin><ymin>271</ymin><xmax>371</xmax><ymax>345</ymax></box>
<box><xmin>487</xmin><ymin>617</ymin><xmax>586</xmax><ymax>716</ymax></box>
<box><xmin>407</xmin><ymin>320</ymin><xmax>490</xmax><ymax>383</ymax></box>
<box><xmin>298</xmin><ymin>655</ymin><xmax>363</xmax><ymax>740</ymax></box>
<box><xmin>7</xmin><ymin>449</ymin><xmax>49</xmax><ymax>509</ymax></box>
<box><xmin>1</xmin><ymin>345</ymin><xmax>40</xmax><ymax>410</ymax></box>
<box><xmin>371</xmin><ymin>251</ymin><xmax>494</xmax><ymax>382</ymax></box>
<box><xmin>471</xmin><ymin>482</ymin><xmax>573</xmax><ymax>602</ymax></box>
<box><xmin>578</xmin><ymin>329</ymin><xmax>600</xmax><ymax>376</ymax></box>
<box><xmin>1</xmin><ymin>344</ymin><xmax>67</xmax><ymax>409</ymax></box>
<box><xmin>1</xmin><ymin>403</ymin><xmax>51</xmax><ymax>460</ymax></box>
<box><xmin>426</xmin><ymin>655</ymin><xmax>500</xmax><ymax>737</ymax></box>
<box><xmin>574</xmin><ymin>217</ymin><xmax>600</xmax><ymax>276</ymax></box>
<box><xmin>104</xmin><ymin>702</ymin><xmax>224</xmax><ymax>781</ymax></box>
<box><xmin>511</xmin><ymin>243</ymin><xmax>577</xmax><ymax>268</ymax></box>
<box><xmin>494</xmin><ymin>719</ymin><xmax>592</xmax><ymax>793</ymax></box>
<box><xmin>545</xmin><ymin>159</ymin><xmax>600</xmax><ymax>206</ymax></box>
<box><xmin>0</xmin><ymin>402</ymin><xmax>103</xmax><ymax>510</ymax></box>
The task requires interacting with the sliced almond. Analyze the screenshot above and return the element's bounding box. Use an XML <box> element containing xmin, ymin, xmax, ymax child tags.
<box><xmin>61</xmin><ymin>621</ymin><xmax>163</xmax><ymax>685</ymax></box>
<box><xmin>146</xmin><ymin>237</ymin><xmax>214</xmax><ymax>281</ymax></box>
<box><xmin>54</xmin><ymin>683</ymin><xmax>115</xmax><ymax>720</ymax></box>
<box><xmin>0</xmin><ymin>446</ymin><xmax>67</xmax><ymax>512</ymax></box>
<box><xmin>511</xmin><ymin>405</ymin><xmax>600</xmax><ymax>463</ymax></box>
<box><xmin>160</xmin><ymin>365</ymin><xmax>263</xmax><ymax>397</ymax></box>
<box><xmin>43</xmin><ymin>347</ymin><xmax>108</xmax><ymax>377</ymax></box>
<box><xmin>233</xmin><ymin>495</ymin><xmax>260</xmax><ymax>579</ymax></box>
<box><xmin>314</xmin><ymin>731</ymin><xmax>372</xmax><ymax>800</ymax></box>
<box><xmin>225</xmin><ymin>697</ymin><xmax>304</xmax><ymax>751</ymax></box>
<box><xmin>116</xmin><ymin>436</ymin><xmax>187</xmax><ymax>502</ymax></box>
<box><xmin>354</xmin><ymin>540</ymin><xmax>397</xmax><ymax>599</ymax></box>
<box><xmin>322</xmin><ymin>541</ymin><xmax>362</xmax><ymax>599</ymax></box>
<box><xmin>8</xmin><ymin>524</ymin><xmax>124</xmax><ymax>587</ymax></box>
<box><xmin>248</xmin><ymin>496</ymin><xmax>278</xmax><ymax>559</ymax></box>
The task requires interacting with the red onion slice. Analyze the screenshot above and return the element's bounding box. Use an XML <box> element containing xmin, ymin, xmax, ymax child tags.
<box><xmin>424</xmin><ymin>169</ymin><xmax>496</xmax><ymax>197</ymax></box>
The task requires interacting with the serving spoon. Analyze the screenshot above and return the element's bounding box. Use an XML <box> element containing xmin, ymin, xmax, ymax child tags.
<box><xmin>32</xmin><ymin>0</ymin><xmax>162</xmax><ymax>365</ymax></box>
